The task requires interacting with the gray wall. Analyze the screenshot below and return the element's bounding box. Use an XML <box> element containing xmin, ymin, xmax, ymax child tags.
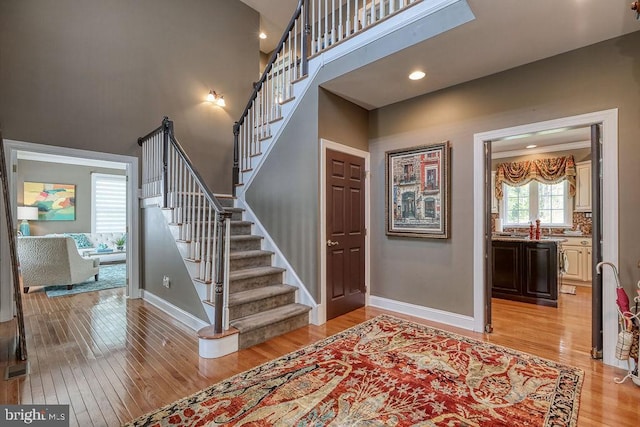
<box><xmin>318</xmin><ymin>88</ymin><xmax>369</xmax><ymax>152</ymax></box>
<box><xmin>244</xmin><ymin>86</ymin><xmax>369</xmax><ymax>302</ymax></box>
<box><xmin>245</xmin><ymin>88</ymin><xmax>321</xmax><ymax>299</ymax></box>
<box><xmin>16</xmin><ymin>160</ymin><xmax>125</xmax><ymax>236</ymax></box>
<box><xmin>370</xmin><ymin>31</ymin><xmax>640</xmax><ymax>311</ymax></box>
<box><xmin>142</xmin><ymin>207</ymin><xmax>208</xmax><ymax>322</ymax></box>
<box><xmin>243</xmin><ymin>4</ymin><xmax>471</xmax><ymax>302</ymax></box>
<box><xmin>0</xmin><ymin>0</ymin><xmax>259</xmax><ymax>193</ymax></box>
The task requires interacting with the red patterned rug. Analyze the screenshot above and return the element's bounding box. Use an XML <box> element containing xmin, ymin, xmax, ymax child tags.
<box><xmin>126</xmin><ymin>315</ymin><xmax>583</xmax><ymax>426</ymax></box>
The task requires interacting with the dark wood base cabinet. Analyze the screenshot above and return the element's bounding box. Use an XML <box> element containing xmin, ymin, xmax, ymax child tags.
<box><xmin>492</xmin><ymin>240</ymin><xmax>558</xmax><ymax>307</ymax></box>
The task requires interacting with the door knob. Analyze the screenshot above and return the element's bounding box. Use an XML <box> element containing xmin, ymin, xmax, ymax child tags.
<box><xmin>326</xmin><ymin>240</ymin><xmax>339</xmax><ymax>247</ymax></box>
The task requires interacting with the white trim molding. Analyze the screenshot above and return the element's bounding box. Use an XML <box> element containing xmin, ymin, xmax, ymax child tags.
<box><xmin>369</xmin><ymin>295</ymin><xmax>476</xmax><ymax>331</ymax></box>
<box><xmin>320</xmin><ymin>139</ymin><xmax>371</xmax><ymax>326</ymax></box>
<box><xmin>473</xmin><ymin>109</ymin><xmax>620</xmax><ymax>367</ymax></box>
<box><xmin>142</xmin><ymin>290</ymin><xmax>209</xmax><ymax>331</ymax></box>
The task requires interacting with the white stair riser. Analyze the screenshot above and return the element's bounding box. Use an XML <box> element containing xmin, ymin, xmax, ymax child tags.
<box><xmin>175</xmin><ymin>241</ymin><xmax>191</xmax><ymax>259</ymax></box>
<box><xmin>161</xmin><ymin>208</ymin><xmax>173</xmax><ymax>223</ymax></box>
<box><xmin>168</xmin><ymin>224</ymin><xmax>181</xmax><ymax>241</ymax></box>
<box><xmin>199</xmin><ymin>332</ymin><xmax>238</xmax><ymax>359</ymax></box>
<box><xmin>193</xmin><ymin>280</ymin><xmax>210</xmax><ymax>301</ymax></box>
<box><xmin>184</xmin><ymin>260</ymin><xmax>200</xmax><ymax>279</ymax></box>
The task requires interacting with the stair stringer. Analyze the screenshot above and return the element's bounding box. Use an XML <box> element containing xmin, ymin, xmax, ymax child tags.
<box><xmin>240</xmin><ymin>58</ymin><xmax>323</xmax><ymax>190</ymax></box>
<box><xmin>234</xmin><ymin>198</ymin><xmax>320</xmax><ymax>325</ymax></box>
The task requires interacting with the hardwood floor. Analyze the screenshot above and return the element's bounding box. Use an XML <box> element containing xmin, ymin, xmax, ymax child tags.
<box><xmin>1</xmin><ymin>285</ymin><xmax>638</xmax><ymax>426</ymax></box>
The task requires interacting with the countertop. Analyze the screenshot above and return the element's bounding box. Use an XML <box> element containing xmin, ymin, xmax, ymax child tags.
<box><xmin>492</xmin><ymin>234</ymin><xmax>568</xmax><ymax>243</ymax></box>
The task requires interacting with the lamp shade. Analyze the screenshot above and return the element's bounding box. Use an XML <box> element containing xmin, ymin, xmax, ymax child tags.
<box><xmin>17</xmin><ymin>206</ymin><xmax>39</xmax><ymax>220</ymax></box>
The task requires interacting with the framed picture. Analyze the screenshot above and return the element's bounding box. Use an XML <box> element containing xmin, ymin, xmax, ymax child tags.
<box><xmin>385</xmin><ymin>141</ymin><xmax>450</xmax><ymax>238</ymax></box>
<box><xmin>23</xmin><ymin>182</ymin><xmax>76</xmax><ymax>221</ymax></box>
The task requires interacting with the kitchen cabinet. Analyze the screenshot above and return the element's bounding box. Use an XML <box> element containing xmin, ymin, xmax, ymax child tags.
<box><xmin>491</xmin><ymin>171</ymin><xmax>499</xmax><ymax>213</ymax></box>
<box><xmin>561</xmin><ymin>237</ymin><xmax>592</xmax><ymax>284</ymax></box>
<box><xmin>492</xmin><ymin>240</ymin><xmax>558</xmax><ymax>307</ymax></box>
<box><xmin>574</xmin><ymin>161</ymin><xmax>591</xmax><ymax>212</ymax></box>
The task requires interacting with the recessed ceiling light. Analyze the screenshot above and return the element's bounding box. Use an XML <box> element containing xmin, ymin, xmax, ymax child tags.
<box><xmin>408</xmin><ymin>71</ymin><xmax>426</xmax><ymax>80</ymax></box>
<box><xmin>259</xmin><ymin>32</ymin><xmax>267</xmax><ymax>39</ymax></box>
<box><xmin>525</xmin><ymin>144</ymin><xmax>537</xmax><ymax>149</ymax></box>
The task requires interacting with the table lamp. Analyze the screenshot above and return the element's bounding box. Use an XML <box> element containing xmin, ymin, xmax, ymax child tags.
<box><xmin>17</xmin><ymin>206</ymin><xmax>39</xmax><ymax>236</ymax></box>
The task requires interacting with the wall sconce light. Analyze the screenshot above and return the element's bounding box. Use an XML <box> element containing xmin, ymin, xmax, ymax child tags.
<box><xmin>17</xmin><ymin>206</ymin><xmax>38</xmax><ymax>236</ymax></box>
<box><xmin>207</xmin><ymin>90</ymin><xmax>226</xmax><ymax>107</ymax></box>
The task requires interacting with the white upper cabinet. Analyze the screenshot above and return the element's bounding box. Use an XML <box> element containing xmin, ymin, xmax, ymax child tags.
<box><xmin>574</xmin><ymin>161</ymin><xmax>591</xmax><ymax>212</ymax></box>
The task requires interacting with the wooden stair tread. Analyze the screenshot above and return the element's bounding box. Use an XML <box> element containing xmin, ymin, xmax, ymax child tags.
<box><xmin>230</xmin><ymin>266</ymin><xmax>285</xmax><ymax>281</ymax></box>
<box><xmin>230</xmin><ymin>303</ymin><xmax>311</xmax><ymax>333</ymax></box>
<box><xmin>197</xmin><ymin>326</ymin><xmax>239</xmax><ymax>340</ymax></box>
<box><xmin>227</xmin><ymin>284</ymin><xmax>296</xmax><ymax>307</ymax></box>
<box><xmin>279</xmin><ymin>96</ymin><xmax>295</xmax><ymax>105</ymax></box>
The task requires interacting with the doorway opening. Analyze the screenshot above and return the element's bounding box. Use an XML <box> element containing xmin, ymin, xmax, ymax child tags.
<box><xmin>488</xmin><ymin>126</ymin><xmax>594</xmax><ymax>356</ymax></box>
<box><xmin>0</xmin><ymin>140</ymin><xmax>140</xmax><ymax>321</ymax></box>
<box><xmin>472</xmin><ymin>109</ymin><xmax>621</xmax><ymax>367</ymax></box>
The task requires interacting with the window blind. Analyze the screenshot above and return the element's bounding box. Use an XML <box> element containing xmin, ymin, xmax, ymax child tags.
<box><xmin>91</xmin><ymin>173</ymin><xmax>127</xmax><ymax>233</ymax></box>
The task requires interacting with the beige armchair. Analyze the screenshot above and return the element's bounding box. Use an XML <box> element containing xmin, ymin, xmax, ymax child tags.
<box><xmin>17</xmin><ymin>236</ymin><xmax>100</xmax><ymax>293</ymax></box>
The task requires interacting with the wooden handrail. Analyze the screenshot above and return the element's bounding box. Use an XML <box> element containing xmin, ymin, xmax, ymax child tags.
<box><xmin>234</xmin><ymin>0</ymin><xmax>306</xmax><ymax>132</ymax></box>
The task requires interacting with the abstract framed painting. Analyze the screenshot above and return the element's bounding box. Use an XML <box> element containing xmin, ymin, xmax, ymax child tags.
<box><xmin>23</xmin><ymin>182</ymin><xmax>76</xmax><ymax>221</ymax></box>
<box><xmin>385</xmin><ymin>141</ymin><xmax>450</xmax><ymax>239</ymax></box>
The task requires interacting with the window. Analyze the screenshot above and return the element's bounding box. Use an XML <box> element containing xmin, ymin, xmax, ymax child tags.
<box><xmin>91</xmin><ymin>173</ymin><xmax>127</xmax><ymax>233</ymax></box>
<box><xmin>503</xmin><ymin>180</ymin><xmax>571</xmax><ymax>227</ymax></box>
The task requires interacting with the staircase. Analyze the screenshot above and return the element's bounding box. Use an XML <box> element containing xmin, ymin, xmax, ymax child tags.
<box><xmin>139</xmin><ymin>119</ymin><xmax>311</xmax><ymax>357</ymax></box>
<box><xmin>138</xmin><ymin>0</ymin><xmax>473</xmax><ymax>358</ymax></box>
<box><xmin>178</xmin><ymin>197</ymin><xmax>311</xmax><ymax>350</ymax></box>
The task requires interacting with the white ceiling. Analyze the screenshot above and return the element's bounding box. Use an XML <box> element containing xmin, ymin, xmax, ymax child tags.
<box><xmin>491</xmin><ymin>126</ymin><xmax>592</xmax><ymax>157</ymax></box>
<box><xmin>241</xmin><ymin>0</ymin><xmax>640</xmax><ymax>109</ymax></box>
<box><xmin>239</xmin><ymin>0</ymin><xmax>299</xmax><ymax>53</ymax></box>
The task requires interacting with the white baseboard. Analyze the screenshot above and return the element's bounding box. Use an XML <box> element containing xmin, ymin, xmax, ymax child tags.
<box><xmin>369</xmin><ymin>295</ymin><xmax>475</xmax><ymax>331</ymax></box>
<box><xmin>142</xmin><ymin>290</ymin><xmax>209</xmax><ymax>331</ymax></box>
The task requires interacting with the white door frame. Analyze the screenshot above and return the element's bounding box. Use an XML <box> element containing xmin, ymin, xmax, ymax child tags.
<box><xmin>472</xmin><ymin>109</ymin><xmax>620</xmax><ymax>367</ymax></box>
<box><xmin>319</xmin><ymin>139</ymin><xmax>371</xmax><ymax>325</ymax></box>
<box><xmin>0</xmin><ymin>140</ymin><xmax>140</xmax><ymax>321</ymax></box>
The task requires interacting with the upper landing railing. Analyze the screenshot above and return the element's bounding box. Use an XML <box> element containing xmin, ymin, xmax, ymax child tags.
<box><xmin>233</xmin><ymin>0</ymin><xmax>421</xmax><ymax>192</ymax></box>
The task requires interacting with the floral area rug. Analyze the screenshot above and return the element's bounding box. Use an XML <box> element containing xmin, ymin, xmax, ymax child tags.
<box><xmin>45</xmin><ymin>263</ymin><xmax>126</xmax><ymax>297</ymax></box>
<box><xmin>126</xmin><ymin>314</ymin><xmax>583</xmax><ymax>426</ymax></box>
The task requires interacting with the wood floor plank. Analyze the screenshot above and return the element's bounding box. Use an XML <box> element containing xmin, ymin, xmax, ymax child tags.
<box><xmin>1</xmin><ymin>285</ymin><xmax>638</xmax><ymax>426</ymax></box>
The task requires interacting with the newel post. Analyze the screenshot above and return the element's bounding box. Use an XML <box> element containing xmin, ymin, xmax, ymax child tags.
<box><xmin>161</xmin><ymin>116</ymin><xmax>171</xmax><ymax>208</ymax></box>
<box><xmin>213</xmin><ymin>211</ymin><xmax>232</xmax><ymax>334</ymax></box>
<box><xmin>232</xmin><ymin>122</ymin><xmax>240</xmax><ymax>197</ymax></box>
<box><xmin>302</xmin><ymin>0</ymin><xmax>310</xmax><ymax>76</ymax></box>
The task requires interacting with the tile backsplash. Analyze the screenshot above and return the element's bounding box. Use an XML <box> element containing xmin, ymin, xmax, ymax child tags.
<box><xmin>492</xmin><ymin>212</ymin><xmax>592</xmax><ymax>235</ymax></box>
